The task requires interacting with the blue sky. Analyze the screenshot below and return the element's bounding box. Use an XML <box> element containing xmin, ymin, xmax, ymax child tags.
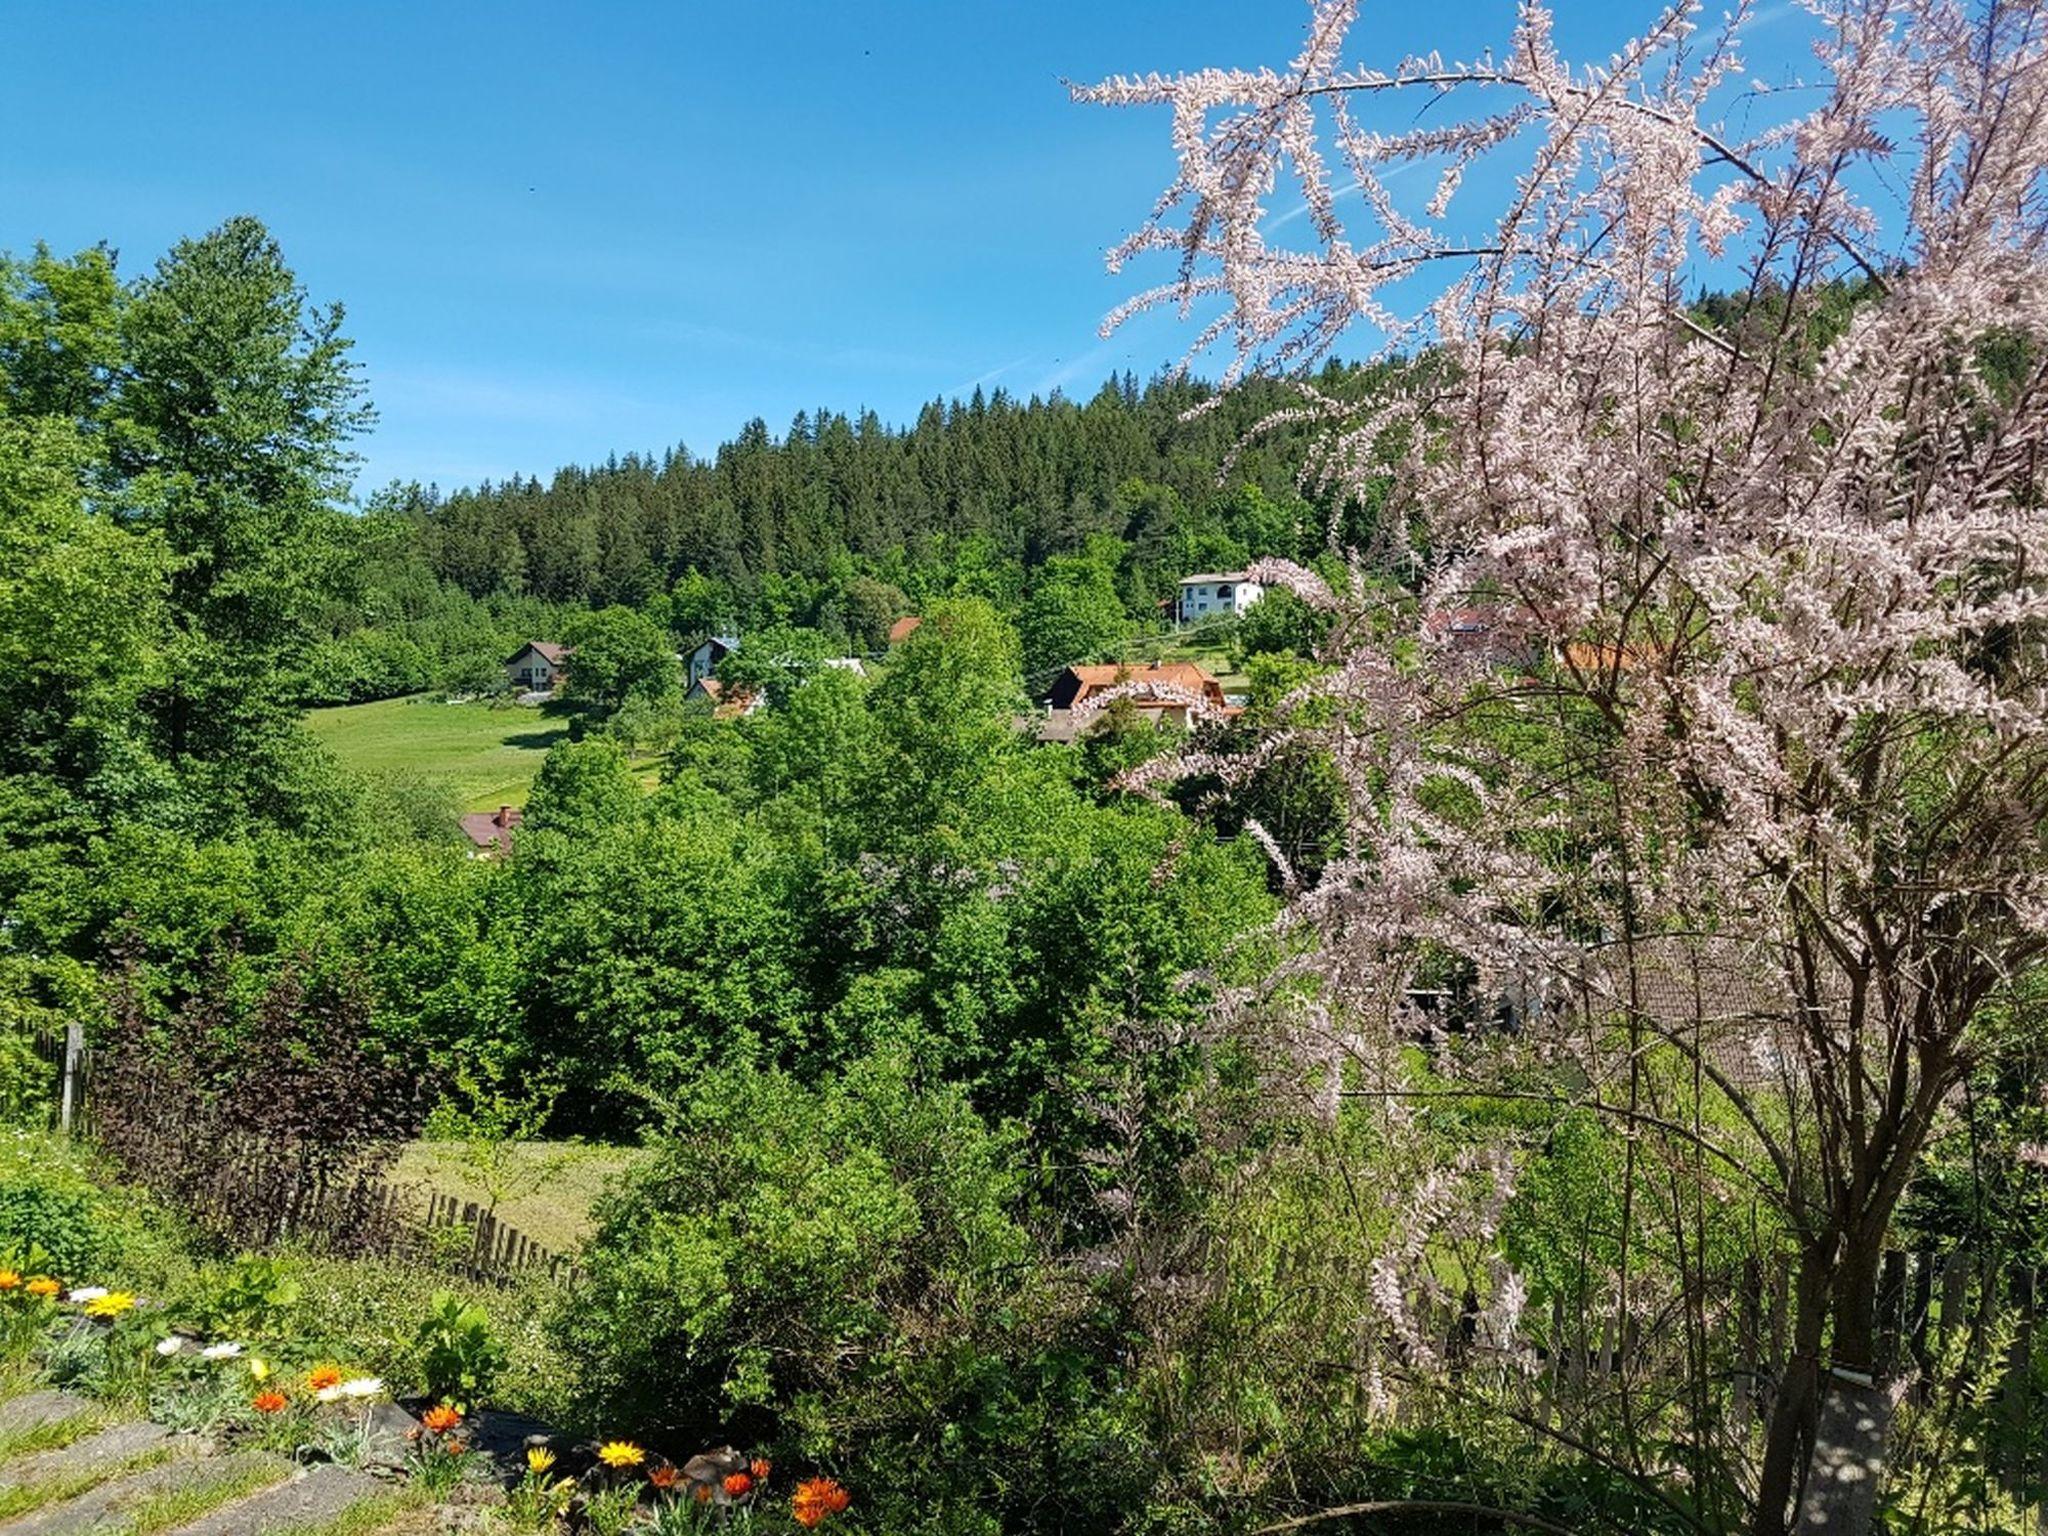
<box><xmin>1</xmin><ymin>2</ymin><xmax>1815</xmax><ymax>493</ymax></box>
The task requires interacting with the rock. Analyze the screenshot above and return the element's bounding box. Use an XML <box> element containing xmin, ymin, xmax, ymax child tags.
<box><xmin>165</xmin><ymin>1463</ymin><xmax>387</xmax><ymax>1536</ymax></box>
<box><xmin>0</xmin><ymin>1393</ymin><xmax>90</xmax><ymax>1440</ymax></box>
<box><xmin>463</xmin><ymin>1411</ymin><xmax>560</xmax><ymax>1481</ymax></box>
<box><xmin>0</xmin><ymin>1420</ymin><xmax>176</xmax><ymax>1490</ymax></box>
<box><xmin>350</xmin><ymin>1402</ymin><xmax>418</xmax><ymax>1472</ymax></box>
<box><xmin>1</xmin><ymin>1449</ymin><xmax>288</xmax><ymax>1536</ymax></box>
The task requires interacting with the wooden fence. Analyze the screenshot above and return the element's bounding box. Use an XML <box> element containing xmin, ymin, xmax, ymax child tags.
<box><xmin>24</xmin><ymin>1026</ymin><xmax>576</xmax><ymax>1289</ymax></box>
<box><xmin>420</xmin><ymin>1191</ymin><xmax>581</xmax><ymax>1286</ymax></box>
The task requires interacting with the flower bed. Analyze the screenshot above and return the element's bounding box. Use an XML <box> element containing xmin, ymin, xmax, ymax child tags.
<box><xmin>0</xmin><ymin>1256</ymin><xmax>857</xmax><ymax>1534</ymax></box>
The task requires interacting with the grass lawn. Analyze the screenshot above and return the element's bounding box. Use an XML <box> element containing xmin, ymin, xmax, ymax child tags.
<box><xmin>307</xmin><ymin>695</ymin><xmax>573</xmax><ymax>812</ymax></box>
<box><xmin>391</xmin><ymin>1140</ymin><xmax>648</xmax><ymax>1252</ymax></box>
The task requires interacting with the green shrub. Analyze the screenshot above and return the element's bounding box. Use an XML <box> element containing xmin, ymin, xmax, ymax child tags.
<box><xmin>0</xmin><ymin>1130</ymin><xmax>190</xmax><ymax>1287</ymax></box>
<box><xmin>285</xmin><ymin>1255</ymin><xmax>572</xmax><ymax>1424</ymax></box>
<box><xmin>177</xmin><ymin>1253</ymin><xmax>302</xmax><ymax>1343</ymax></box>
<box><xmin>556</xmin><ymin>1053</ymin><xmax>1153</xmax><ymax>1535</ymax></box>
<box><xmin>414</xmin><ymin>1290</ymin><xmax>506</xmax><ymax>1409</ymax></box>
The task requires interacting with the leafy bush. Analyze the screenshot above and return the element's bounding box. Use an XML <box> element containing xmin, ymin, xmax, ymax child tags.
<box><xmin>0</xmin><ymin>1129</ymin><xmax>189</xmax><ymax>1287</ymax></box>
<box><xmin>286</xmin><ymin>1255</ymin><xmax>573</xmax><ymax>1425</ymax></box>
<box><xmin>556</xmin><ymin>1054</ymin><xmax>1153</xmax><ymax>1535</ymax></box>
<box><xmin>177</xmin><ymin>1253</ymin><xmax>302</xmax><ymax>1342</ymax></box>
<box><xmin>0</xmin><ymin>1182</ymin><xmax>112</xmax><ymax>1278</ymax></box>
<box><xmin>414</xmin><ymin>1290</ymin><xmax>506</xmax><ymax>1409</ymax></box>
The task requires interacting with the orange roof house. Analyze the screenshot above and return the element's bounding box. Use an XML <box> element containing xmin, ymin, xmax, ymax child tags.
<box><xmin>1043</xmin><ymin>661</ymin><xmax>1229</xmax><ymax>713</ymax></box>
<box><xmin>887</xmin><ymin>615</ymin><xmax>923</xmax><ymax>645</ymax></box>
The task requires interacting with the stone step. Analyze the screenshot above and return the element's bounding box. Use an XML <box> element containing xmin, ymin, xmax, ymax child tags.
<box><xmin>0</xmin><ymin>1422</ymin><xmax>174</xmax><ymax>1491</ymax></box>
<box><xmin>164</xmin><ymin>1464</ymin><xmax>389</xmax><ymax>1536</ymax></box>
<box><xmin>0</xmin><ymin>1448</ymin><xmax>289</xmax><ymax>1536</ymax></box>
<box><xmin>0</xmin><ymin>1397</ymin><xmax>91</xmax><ymax>1444</ymax></box>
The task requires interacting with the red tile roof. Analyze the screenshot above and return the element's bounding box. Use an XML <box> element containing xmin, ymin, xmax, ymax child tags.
<box><xmin>1045</xmin><ymin>661</ymin><xmax>1227</xmax><ymax>711</ymax></box>
<box><xmin>458</xmin><ymin>804</ymin><xmax>522</xmax><ymax>855</ymax></box>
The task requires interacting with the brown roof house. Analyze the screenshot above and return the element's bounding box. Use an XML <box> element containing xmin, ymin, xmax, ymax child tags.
<box><xmin>685</xmin><ymin>676</ymin><xmax>764</xmax><ymax>720</ymax></box>
<box><xmin>505</xmin><ymin>641</ymin><xmax>569</xmax><ymax>694</ymax></box>
<box><xmin>459</xmin><ymin>804</ymin><xmax>522</xmax><ymax>858</ymax></box>
<box><xmin>887</xmin><ymin>615</ymin><xmax>923</xmax><ymax>646</ymax></box>
<box><xmin>1033</xmin><ymin>661</ymin><xmax>1235</xmax><ymax>743</ymax></box>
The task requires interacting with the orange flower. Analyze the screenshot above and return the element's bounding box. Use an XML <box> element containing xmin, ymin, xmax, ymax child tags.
<box><xmin>252</xmin><ymin>1390</ymin><xmax>289</xmax><ymax>1414</ymax></box>
<box><xmin>751</xmin><ymin>1457</ymin><xmax>772</xmax><ymax>1481</ymax></box>
<box><xmin>723</xmin><ymin>1472</ymin><xmax>753</xmax><ymax>1498</ymax></box>
<box><xmin>692</xmin><ymin>1483</ymin><xmax>713</xmax><ymax>1505</ymax></box>
<box><xmin>24</xmin><ymin>1278</ymin><xmax>58</xmax><ymax>1298</ymax></box>
<box><xmin>306</xmin><ymin>1365</ymin><xmax>343</xmax><ymax>1392</ymax></box>
<box><xmin>647</xmin><ymin>1465</ymin><xmax>681</xmax><ymax>1490</ymax></box>
<box><xmin>792</xmin><ymin>1476</ymin><xmax>851</xmax><ymax>1528</ymax></box>
<box><xmin>419</xmin><ymin>1404</ymin><xmax>462</xmax><ymax>1434</ymax></box>
<box><xmin>0</xmin><ymin>1271</ymin><xmax>19</xmax><ymax>1291</ymax></box>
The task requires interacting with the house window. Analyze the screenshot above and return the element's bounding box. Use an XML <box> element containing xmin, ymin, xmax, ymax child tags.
<box><xmin>1217</xmin><ymin>585</ymin><xmax>1232</xmax><ymax>599</ymax></box>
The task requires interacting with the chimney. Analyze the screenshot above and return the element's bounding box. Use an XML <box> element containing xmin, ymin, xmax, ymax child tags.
<box><xmin>497</xmin><ymin>805</ymin><xmax>513</xmax><ymax>829</ymax></box>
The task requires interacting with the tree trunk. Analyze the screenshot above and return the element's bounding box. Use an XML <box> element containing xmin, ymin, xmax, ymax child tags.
<box><xmin>1754</xmin><ymin>1248</ymin><xmax>1834</xmax><ymax>1536</ymax></box>
<box><xmin>1788</xmin><ymin>1225</ymin><xmax>1891</xmax><ymax>1536</ymax></box>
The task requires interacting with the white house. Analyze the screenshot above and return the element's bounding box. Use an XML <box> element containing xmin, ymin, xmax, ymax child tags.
<box><xmin>504</xmin><ymin>641</ymin><xmax>569</xmax><ymax>693</ymax></box>
<box><xmin>1176</xmin><ymin>572</ymin><xmax>1265</xmax><ymax>626</ymax></box>
<box><xmin>684</xmin><ymin>635</ymin><xmax>739</xmax><ymax>689</ymax></box>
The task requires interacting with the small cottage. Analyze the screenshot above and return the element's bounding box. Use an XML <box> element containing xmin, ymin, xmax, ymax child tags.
<box><xmin>504</xmin><ymin>641</ymin><xmax>569</xmax><ymax>693</ymax></box>
<box><xmin>459</xmin><ymin>804</ymin><xmax>522</xmax><ymax>857</ymax></box>
<box><xmin>686</xmin><ymin>676</ymin><xmax>763</xmax><ymax>720</ymax></box>
<box><xmin>685</xmin><ymin>635</ymin><xmax>739</xmax><ymax>689</ymax></box>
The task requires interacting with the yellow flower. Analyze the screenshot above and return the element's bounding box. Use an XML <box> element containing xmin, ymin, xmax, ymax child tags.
<box><xmin>0</xmin><ymin>1270</ymin><xmax>20</xmax><ymax>1291</ymax></box>
<box><xmin>247</xmin><ymin>1358</ymin><xmax>271</xmax><ymax>1381</ymax></box>
<box><xmin>526</xmin><ymin>1446</ymin><xmax>557</xmax><ymax>1474</ymax></box>
<box><xmin>82</xmin><ymin>1291</ymin><xmax>136</xmax><ymax>1319</ymax></box>
<box><xmin>24</xmin><ymin>1278</ymin><xmax>59</xmax><ymax>1298</ymax></box>
<box><xmin>596</xmin><ymin>1441</ymin><xmax>645</xmax><ymax>1469</ymax></box>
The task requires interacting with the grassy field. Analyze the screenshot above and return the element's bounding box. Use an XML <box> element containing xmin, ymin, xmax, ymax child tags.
<box><xmin>392</xmin><ymin>1140</ymin><xmax>647</xmax><ymax>1252</ymax></box>
<box><xmin>307</xmin><ymin>695</ymin><xmax>572</xmax><ymax>812</ymax></box>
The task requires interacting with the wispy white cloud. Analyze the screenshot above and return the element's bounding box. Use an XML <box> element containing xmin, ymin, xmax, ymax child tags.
<box><xmin>1267</xmin><ymin>160</ymin><xmax>1425</xmax><ymax>234</ymax></box>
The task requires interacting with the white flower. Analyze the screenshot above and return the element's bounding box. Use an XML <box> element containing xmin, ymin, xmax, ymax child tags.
<box><xmin>338</xmin><ymin>1377</ymin><xmax>385</xmax><ymax>1400</ymax></box>
<box><xmin>314</xmin><ymin>1385</ymin><xmax>345</xmax><ymax>1403</ymax></box>
<box><xmin>67</xmin><ymin>1287</ymin><xmax>107</xmax><ymax>1303</ymax></box>
<box><xmin>155</xmin><ymin>1337</ymin><xmax>185</xmax><ymax>1357</ymax></box>
<box><xmin>199</xmin><ymin>1343</ymin><xmax>243</xmax><ymax>1360</ymax></box>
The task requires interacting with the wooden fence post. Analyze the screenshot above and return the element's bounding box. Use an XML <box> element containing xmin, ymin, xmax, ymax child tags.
<box><xmin>57</xmin><ymin>1019</ymin><xmax>83</xmax><ymax>1135</ymax></box>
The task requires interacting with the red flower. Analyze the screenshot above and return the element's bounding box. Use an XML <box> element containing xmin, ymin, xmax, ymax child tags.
<box><xmin>252</xmin><ymin>1390</ymin><xmax>289</xmax><ymax>1414</ymax></box>
<box><xmin>723</xmin><ymin>1472</ymin><xmax>753</xmax><ymax>1498</ymax></box>
<box><xmin>793</xmin><ymin>1477</ymin><xmax>851</xmax><ymax>1528</ymax></box>
<box><xmin>648</xmin><ymin>1465</ymin><xmax>681</xmax><ymax>1490</ymax></box>
<box><xmin>751</xmin><ymin>1457</ymin><xmax>772</xmax><ymax>1482</ymax></box>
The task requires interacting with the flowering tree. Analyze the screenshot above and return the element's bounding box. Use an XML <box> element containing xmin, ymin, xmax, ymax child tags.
<box><xmin>1081</xmin><ymin>3</ymin><xmax>2048</xmax><ymax>1531</ymax></box>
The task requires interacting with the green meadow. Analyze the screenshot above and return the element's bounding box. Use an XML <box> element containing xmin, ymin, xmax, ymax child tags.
<box><xmin>306</xmin><ymin>694</ymin><xmax>571</xmax><ymax>812</ymax></box>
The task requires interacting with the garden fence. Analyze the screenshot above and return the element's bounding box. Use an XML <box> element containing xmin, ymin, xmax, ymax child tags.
<box><xmin>30</xmin><ymin>1029</ymin><xmax>576</xmax><ymax>1289</ymax></box>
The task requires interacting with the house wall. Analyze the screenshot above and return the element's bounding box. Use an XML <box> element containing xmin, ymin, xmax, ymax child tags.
<box><xmin>1177</xmin><ymin>580</ymin><xmax>1265</xmax><ymax>624</ymax></box>
<box><xmin>685</xmin><ymin>643</ymin><xmax>724</xmax><ymax>687</ymax></box>
<box><xmin>507</xmin><ymin>653</ymin><xmax>559</xmax><ymax>691</ymax></box>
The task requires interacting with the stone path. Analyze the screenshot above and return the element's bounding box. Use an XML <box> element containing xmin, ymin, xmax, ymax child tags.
<box><xmin>2</xmin><ymin>1448</ymin><xmax>288</xmax><ymax>1536</ymax></box>
<box><xmin>0</xmin><ymin>1421</ymin><xmax>177</xmax><ymax>1492</ymax></box>
<box><xmin>169</xmin><ymin>1464</ymin><xmax>389</xmax><ymax>1536</ymax></box>
<box><xmin>0</xmin><ymin>1392</ymin><xmax>402</xmax><ymax>1536</ymax></box>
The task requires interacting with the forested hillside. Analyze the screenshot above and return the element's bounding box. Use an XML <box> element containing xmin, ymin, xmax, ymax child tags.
<box><xmin>315</xmin><ymin>368</ymin><xmax>1375</xmax><ymax>703</ymax></box>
